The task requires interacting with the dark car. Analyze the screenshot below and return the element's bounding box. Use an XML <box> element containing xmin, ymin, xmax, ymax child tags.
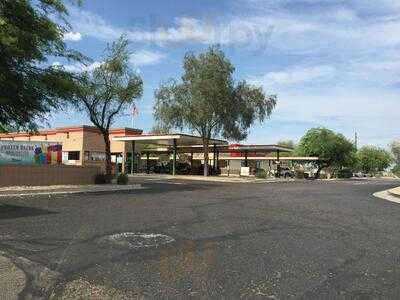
<box><xmin>277</xmin><ymin>167</ymin><xmax>295</xmax><ymax>178</ymax></box>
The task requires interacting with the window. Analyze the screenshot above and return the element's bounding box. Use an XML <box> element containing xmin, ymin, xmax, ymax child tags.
<box><xmin>84</xmin><ymin>151</ymin><xmax>90</xmax><ymax>161</ymax></box>
<box><xmin>68</xmin><ymin>151</ymin><xmax>80</xmax><ymax>160</ymax></box>
<box><xmin>90</xmin><ymin>152</ymin><xmax>106</xmax><ymax>161</ymax></box>
<box><xmin>84</xmin><ymin>151</ymin><xmax>106</xmax><ymax>161</ymax></box>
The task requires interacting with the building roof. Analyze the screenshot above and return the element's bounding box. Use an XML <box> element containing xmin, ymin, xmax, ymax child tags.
<box><xmin>154</xmin><ymin>144</ymin><xmax>291</xmax><ymax>152</ymax></box>
<box><xmin>221</xmin><ymin>144</ymin><xmax>293</xmax><ymax>153</ymax></box>
<box><xmin>0</xmin><ymin>125</ymin><xmax>143</xmax><ymax>138</ymax></box>
<box><xmin>220</xmin><ymin>156</ymin><xmax>320</xmax><ymax>161</ymax></box>
<box><xmin>112</xmin><ymin>133</ymin><xmax>228</xmax><ymax>146</ymax></box>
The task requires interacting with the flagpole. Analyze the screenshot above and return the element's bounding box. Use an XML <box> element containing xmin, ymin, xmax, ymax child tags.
<box><xmin>131</xmin><ymin>104</ymin><xmax>134</xmax><ymax>129</ymax></box>
<box><xmin>131</xmin><ymin>104</ymin><xmax>138</xmax><ymax>129</ymax></box>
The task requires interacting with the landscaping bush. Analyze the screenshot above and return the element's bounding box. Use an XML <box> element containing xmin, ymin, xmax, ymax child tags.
<box><xmin>94</xmin><ymin>173</ymin><xmax>110</xmax><ymax>184</ymax></box>
<box><xmin>392</xmin><ymin>165</ymin><xmax>400</xmax><ymax>178</ymax></box>
<box><xmin>255</xmin><ymin>169</ymin><xmax>267</xmax><ymax>179</ymax></box>
<box><xmin>295</xmin><ymin>170</ymin><xmax>305</xmax><ymax>179</ymax></box>
<box><xmin>337</xmin><ymin>168</ymin><xmax>353</xmax><ymax>179</ymax></box>
<box><xmin>117</xmin><ymin>173</ymin><xmax>129</xmax><ymax>185</ymax></box>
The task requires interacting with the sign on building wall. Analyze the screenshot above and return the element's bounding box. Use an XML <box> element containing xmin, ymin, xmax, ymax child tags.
<box><xmin>0</xmin><ymin>141</ymin><xmax>62</xmax><ymax>165</ymax></box>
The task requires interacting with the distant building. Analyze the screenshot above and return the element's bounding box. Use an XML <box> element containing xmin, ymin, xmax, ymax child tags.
<box><xmin>0</xmin><ymin>125</ymin><xmax>142</xmax><ymax>173</ymax></box>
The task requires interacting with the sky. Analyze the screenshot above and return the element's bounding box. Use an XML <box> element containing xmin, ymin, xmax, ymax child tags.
<box><xmin>50</xmin><ymin>0</ymin><xmax>400</xmax><ymax>147</ymax></box>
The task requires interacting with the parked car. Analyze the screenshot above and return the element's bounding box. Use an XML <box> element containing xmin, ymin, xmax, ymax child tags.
<box><xmin>277</xmin><ymin>167</ymin><xmax>295</xmax><ymax>178</ymax></box>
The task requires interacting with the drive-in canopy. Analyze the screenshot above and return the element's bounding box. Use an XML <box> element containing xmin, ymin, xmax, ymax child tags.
<box><xmin>113</xmin><ymin>133</ymin><xmax>227</xmax><ymax>146</ymax></box>
<box><xmin>113</xmin><ymin>133</ymin><xmax>298</xmax><ymax>175</ymax></box>
<box><xmin>113</xmin><ymin>133</ymin><xmax>228</xmax><ymax>175</ymax></box>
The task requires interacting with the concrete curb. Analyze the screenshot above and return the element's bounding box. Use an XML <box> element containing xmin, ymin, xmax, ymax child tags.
<box><xmin>0</xmin><ymin>184</ymin><xmax>145</xmax><ymax>198</ymax></box>
<box><xmin>387</xmin><ymin>187</ymin><xmax>400</xmax><ymax>198</ymax></box>
<box><xmin>129</xmin><ymin>174</ymin><xmax>298</xmax><ymax>184</ymax></box>
<box><xmin>373</xmin><ymin>188</ymin><xmax>400</xmax><ymax>204</ymax></box>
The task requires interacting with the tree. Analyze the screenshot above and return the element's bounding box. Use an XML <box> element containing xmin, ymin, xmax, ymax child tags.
<box><xmin>72</xmin><ymin>37</ymin><xmax>143</xmax><ymax>177</ymax></box>
<box><xmin>297</xmin><ymin>128</ymin><xmax>356</xmax><ymax>179</ymax></box>
<box><xmin>154</xmin><ymin>46</ymin><xmax>276</xmax><ymax>176</ymax></box>
<box><xmin>0</xmin><ymin>0</ymin><xmax>83</xmax><ymax>132</ymax></box>
<box><xmin>277</xmin><ymin>140</ymin><xmax>296</xmax><ymax>157</ymax></box>
<box><xmin>277</xmin><ymin>140</ymin><xmax>295</xmax><ymax>149</ymax></box>
<box><xmin>149</xmin><ymin>124</ymin><xmax>170</xmax><ymax>135</ymax></box>
<box><xmin>392</xmin><ymin>165</ymin><xmax>400</xmax><ymax>177</ymax></box>
<box><xmin>390</xmin><ymin>141</ymin><xmax>400</xmax><ymax>177</ymax></box>
<box><xmin>357</xmin><ymin>146</ymin><xmax>393</xmax><ymax>175</ymax></box>
<box><xmin>390</xmin><ymin>141</ymin><xmax>400</xmax><ymax>165</ymax></box>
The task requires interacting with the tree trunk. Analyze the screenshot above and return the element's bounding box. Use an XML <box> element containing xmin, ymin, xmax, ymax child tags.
<box><xmin>103</xmin><ymin>131</ymin><xmax>112</xmax><ymax>177</ymax></box>
<box><xmin>315</xmin><ymin>162</ymin><xmax>330</xmax><ymax>179</ymax></box>
<box><xmin>203</xmin><ymin>138</ymin><xmax>209</xmax><ymax>177</ymax></box>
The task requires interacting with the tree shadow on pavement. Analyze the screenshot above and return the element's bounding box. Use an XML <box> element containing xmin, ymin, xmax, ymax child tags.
<box><xmin>0</xmin><ymin>204</ymin><xmax>56</xmax><ymax>220</ymax></box>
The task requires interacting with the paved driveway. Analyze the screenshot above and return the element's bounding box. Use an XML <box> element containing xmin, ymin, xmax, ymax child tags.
<box><xmin>0</xmin><ymin>179</ymin><xmax>400</xmax><ymax>299</ymax></box>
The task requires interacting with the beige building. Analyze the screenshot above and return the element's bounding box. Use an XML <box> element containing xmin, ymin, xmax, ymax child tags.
<box><xmin>0</xmin><ymin>125</ymin><xmax>142</xmax><ymax>173</ymax></box>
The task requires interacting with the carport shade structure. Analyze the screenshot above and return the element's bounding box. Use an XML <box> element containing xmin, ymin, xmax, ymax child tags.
<box><xmin>143</xmin><ymin>144</ymin><xmax>294</xmax><ymax>175</ymax></box>
<box><xmin>226</xmin><ymin>144</ymin><xmax>293</xmax><ymax>166</ymax></box>
<box><xmin>112</xmin><ymin>133</ymin><xmax>228</xmax><ymax>175</ymax></box>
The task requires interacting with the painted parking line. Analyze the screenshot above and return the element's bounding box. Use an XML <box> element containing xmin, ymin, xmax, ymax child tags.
<box><xmin>151</xmin><ymin>181</ymin><xmax>185</xmax><ymax>185</ymax></box>
<box><xmin>373</xmin><ymin>190</ymin><xmax>400</xmax><ymax>204</ymax></box>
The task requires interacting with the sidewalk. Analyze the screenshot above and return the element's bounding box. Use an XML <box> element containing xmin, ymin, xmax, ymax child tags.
<box><xmin>388</xmin><ymin>187</ymin><xmax>400</xmax><ymax>198</ymax></box>
<box><xmin>0</xmin><ymin>184</ymin><xmax>144</xmax><ymax>197</ymax></box>
<box><xmin>374</xmin><ymin>186</ymin><xmax>400</xmax><ymax>204</ymax></box>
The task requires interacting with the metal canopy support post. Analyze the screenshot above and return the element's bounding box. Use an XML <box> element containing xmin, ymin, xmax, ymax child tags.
<box><xmin>190</xmin><ymin>151</ymin><xmax>193</xmax><ymax>169</ymax></box>
<box><xmin>172</xmin><ymin>139</ymin><xmax>177</xmax><ymax>176</ymax></box>
<box><xmin>212</xmin><ymin>143</ymin><xmax>216</xmax><ymax>175</ymax></box>
<box><xmin>131</xmin><ymin>140</ymin><xmax>135</xmax><ymax>174</ymax></box>
<box><xmin>146</xmin><ymin>151</ymin><xmax>150</xmax><ymax>174</ymax></box>
<box><xmin>216</xmin><ymin>150</ymin><xmax>219</xmax><ymax>170</ymax></box>
<box><xmin>244</xmin><ymin>151</ymin><xmax>248</xmax><ymax>167</ymax></box>
<box><xmin>277</xmin><ymin>149</ymin><xmax>280</xmax><ymax>162</ymax></box>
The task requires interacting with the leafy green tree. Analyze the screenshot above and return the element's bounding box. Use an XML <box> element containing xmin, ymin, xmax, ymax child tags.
<box><xmin>392</xmin><ymin>165</ymin><xmax>400</xmax><ymax>177</ymax></box>
<box><xmin>154</xmin><ymin>46</ymin><xmax>276</xmax><ymax>176</ymax></box>
<box><xmin>149</xmin><ymin>124</ymin><xmax>170</xmax><ymax>135</ymax></box>
<box><xmin>390</xmin><ymin>141</ymin><xmax>400</xmax><ymax>165</ymax></box>
<box><xmin>277</xmin><ymin>140</ymin><xmax>295</xmax><ymax>149</ymax></box>
<box><xmin>277</xmin><ymin>140</ymin><xmax>296</xmax><ymax>157</ymax></box>
<box><xmin>0</xmin><ymin>0</ymin><xmax>83</xmax><ymax>131</ymax></box>
<box><xmin>391</xmin><ymin>141</ymin><xmax>400</xmax><ymax>177</ymax></box>
<box><xmin>357</xmin><ymin>146</ymin><xmax>393</xmax><ymax>175</ymax></box>
<box><xmin>72</xmin><ymin>37</ymin><xmax>143</xmax><ymax>176</ymax></box>
<box><xmin>297</xmin><ymin>128</ymin><xmax>356</xmax><ymax>179</ymax></box>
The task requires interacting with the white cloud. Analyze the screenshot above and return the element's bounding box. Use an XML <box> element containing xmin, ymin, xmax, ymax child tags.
<box><xmin>52</xmin><ymin>61</ymin><xmax>102</xmax><ymax>73</ymax></box>
<box><xmin>67</xmin><ymin>7</ymin><xmax>122</xmax><ymax>41</ymax></box>
<box><xmin>268</xmin><ymin>87</ymin><xmax>400</xmax><ymax>147</ymax></box>
<box><xmin>63</xmin><ymin>31</ymin><xmax>82</xmax><ymax>41</ymax></box>
<box><xmin>250</xmin><ymin>65</ymin><xmax>336</xmax><ymax>87</ymax></box>
<box><xmin>67</xmin><ymin>7</ymin><xmax>273</xmax><ymax>48</ymax></box>
<box><xmin>66</xmin><ymin>3</ymin><xmax>400</xmax><ymax>57</ymax></box>
<box><xmin>63</xmin><ymin>2</ymin><xmax>400</xmax><ymax>146</ymax></box>
<box><xmin>129</xmin><ymin>50</ymin><xmax>165</xmax><ymax>66</ymax></box>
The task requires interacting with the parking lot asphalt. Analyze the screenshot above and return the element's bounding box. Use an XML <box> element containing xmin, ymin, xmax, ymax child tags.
<box><xmin>1</xmin><ymin>178</ymin><xmax>400</xmax><ymax>299</ymax></box>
